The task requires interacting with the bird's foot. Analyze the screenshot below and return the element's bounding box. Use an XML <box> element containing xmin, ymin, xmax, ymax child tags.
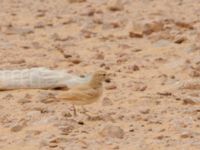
<box><xmin>69</xmin><ymin>105</ymin><xmax>77</xmax><ymax>116</ymax></box>
<box><xmin>79</xmin><ymin>106</ymin><xmax>92</xmax><ymax>117</ymax></box>
<box><xmin>69</xmin><ymin>106</ymin><xmax>91</xmax><ymax>117</ymax></box>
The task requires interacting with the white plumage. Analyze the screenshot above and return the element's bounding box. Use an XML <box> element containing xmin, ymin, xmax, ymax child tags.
<box><xmin>0</xmin><ymin>67</ymin><xmax>91</xmax><ymax>90</ymax></box>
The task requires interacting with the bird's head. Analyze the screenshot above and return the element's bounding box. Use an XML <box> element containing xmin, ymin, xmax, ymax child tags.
<box><xmin>90</xmin><ymin>70</ymin><xmax>108</xmax><ymax>88</ymax></box>
<box><xmin>93</xmin><ymin>70</ymin><xmax>107</xmax><ymax>81</ymax></box>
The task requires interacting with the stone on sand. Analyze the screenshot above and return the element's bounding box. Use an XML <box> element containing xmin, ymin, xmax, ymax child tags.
<box><xmin>107</xmin><ymin>0</ymin><xmax>124</xmax><ymax>11</ymax></box>
<box><xmin>100</xmin><ymin>125</ymin><xmax>124</xmax><ymax>139</ymax></box>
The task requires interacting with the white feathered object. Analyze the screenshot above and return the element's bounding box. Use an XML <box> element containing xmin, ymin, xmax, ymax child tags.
<box><xmin>0</xmin><ymin>68</ymin><xmax>91</xmax><ymax>90</ymax></box>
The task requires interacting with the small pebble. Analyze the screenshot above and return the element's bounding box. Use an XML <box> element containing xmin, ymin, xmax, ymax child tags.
<box><xmin>11</xmin><ymin>125</ymin><xmax>24</xmax><ymax>132</ymax></box>
<box><xmin>180</xmin><ymin>131</ymin><xmax>193</xmax><ymax>138</ymax></box>
<box><xmin>70</xmin><ymin>58</ymin><xmax>81</xmax><ymax>64</ymax></box>
<box><xmin>139</xmin><ymin>107</ymin><xmax>150</xmax><ymax>114</ymax></box>
<box><xmin>105</xmin><ymin>84</ymin><xmax>117</xmax><ymax>90</ymax></box>
<box><xmin>107</xmin><ymin>0</ymin><xmax>124</xmax><ymax>11</ymax></box>
<box><xmin>100</xmin><ymin>125</ymin><xmax>124</xmax><ymax>139</ymax></box>
<box><xmin>174</xmin><ymin>36</ymin><xmax>186</xmax><ymax>44</ymax></box>
<box><xmin>68</xmin><ymin>0</ymin><xmax>86</xmax><ymax>3</ymax></box>
<box><xmin>102</xmin><ymin>97</ymin><xmax>113</xmax><ymax>106</ymax></box>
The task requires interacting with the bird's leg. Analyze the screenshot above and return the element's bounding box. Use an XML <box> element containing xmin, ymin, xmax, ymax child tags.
<box><xmin>80</xmin><ymin>106</ymin><xmax>91</xmax><ymax>117</ymax></box>
<box><xmin>72</xmin><ymin>105</ymin><xmax>77</xmax><ymax>116</ymax></box>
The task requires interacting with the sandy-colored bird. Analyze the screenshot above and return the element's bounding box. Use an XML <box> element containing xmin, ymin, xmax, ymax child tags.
<box><xmin>56</xmin><ymin>70</ymin><xmax>107</xmax><ymax>115</ymax></box>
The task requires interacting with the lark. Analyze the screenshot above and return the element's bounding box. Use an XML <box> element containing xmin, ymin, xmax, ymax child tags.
<box><xmin>56</xmin><ymin>70</ymin><xmax>107</xmax><ymax>115</ymax></box>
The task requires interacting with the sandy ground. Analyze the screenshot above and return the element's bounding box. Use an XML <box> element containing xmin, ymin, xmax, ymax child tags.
<box><xmin>0</xmin><ymin>0</ymin><xmax>200</xmax><ymax>149</ymax></box>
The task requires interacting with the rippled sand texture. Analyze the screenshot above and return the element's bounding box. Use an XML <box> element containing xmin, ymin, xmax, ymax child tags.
<box><xmin>0</xmin><ymin>0</ymin><xmax>200</xmax><ymax>149</ymax></box>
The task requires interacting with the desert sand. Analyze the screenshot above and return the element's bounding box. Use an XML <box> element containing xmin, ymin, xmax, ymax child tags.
<box><xmin>0</xmin><ymin>0</ymin><xmax>200</xmax><ymax>149</ymax></box>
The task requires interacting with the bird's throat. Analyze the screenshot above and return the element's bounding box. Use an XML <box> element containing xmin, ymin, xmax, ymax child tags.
<box><xmin>89</xmin><ymin>78</ymin><xmax>102</xmax><ymax>89</ymax></box>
